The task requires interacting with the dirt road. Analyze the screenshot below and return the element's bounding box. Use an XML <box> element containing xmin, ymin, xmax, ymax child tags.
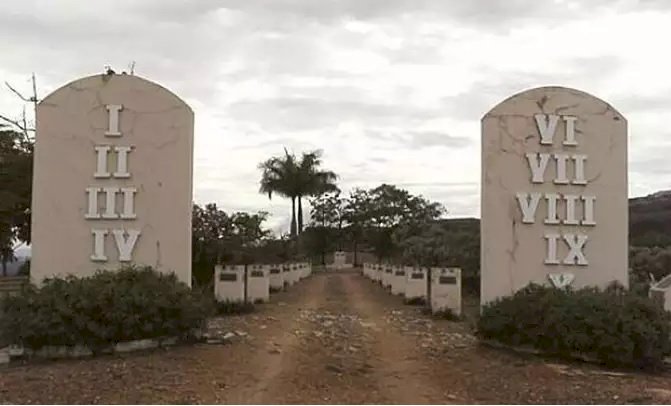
<box><xmin>2</xmin><ymin>270</ymin><xmax>671</xmax><ymax>404</ymax></box>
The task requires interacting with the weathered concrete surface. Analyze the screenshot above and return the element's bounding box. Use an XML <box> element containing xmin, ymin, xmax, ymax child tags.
<box><xmin>481</xmin><ymin>86</ymin><xmax>628</xmax><ymax>304</ymax></box>
<box><xmin>32</xmin><ymin>73</ymin><xmax>193</xmax><ymax>285</ymax></box>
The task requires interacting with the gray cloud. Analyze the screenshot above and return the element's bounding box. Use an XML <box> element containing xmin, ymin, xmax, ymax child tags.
<box><xmin>219</xmin><ymin>0</ymin><xmax>545</xmax><ymax>25</ymax></box>
<box><xmin>395</xmin><ymin>181</ymin><xmax>478</xmax><ymax>188</ymax></box>
<box><xmin>613</xmin><ymin>93</ymin><xmax>671</xmax><ymax>115</ymax></box>
<box><xmin>367</xmin><ymin>130</ymin><xmax>472</xmax><ymax>149</ymax></box>
<box><xmin>0</xmin><ymin>2</ymin><xmax>240</xmax><ymax>104</ymax></box>
<box><xmin>631</xmin><ymin>144</ymin><xmax>671</xmax><ymax>176</ymax></box>
<box><xmin>229</xmin><ymin>137</ymin><xmax>318</xmax><ymax>152</ymax></box>
<box><xmin>438</xmin><ymin>55</ymin><xmax>626</xmax><ymax>121</ymax></box>
<box><xmin>227</xmin><ymin>96</ymin><xmax>441</xmax><ymax>132</ymax></box>
<box><xmin>217</xmin><ymin>0</ymin><xmax>670</xmax><ymax>30</ymax></box>
<box><xmin>407</xmin><ymin>131</ymin><xmax>470</xmax><ymax>148</ymax></box>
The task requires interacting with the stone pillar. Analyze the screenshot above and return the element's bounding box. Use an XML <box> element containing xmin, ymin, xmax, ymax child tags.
<box><xmin>382</xmin><ymin>264</ymin><xmax>393</xmax><ymax>290</ymax></box>
<box><xmin>214</xmin><ymin>265</ymin><xmax>245</xmax><ymax>303</ymax></box>
<box><xmin>269</xmin><ymin>264</ymin><xmax>284</xmax><ymax>291</ymax></box>
<box><xmin>289</xmin><ymin>263</ymin><xmax>299</xmax><ymax>285</ymax></box>
<box><xmin>246</xmin><ymin>264</ymin><xmax>270</xmax><ymax>303</ymax></box>
<box><xmin>31</xmin><ymin>74</ymin><xmax>193</xmax><ymax>286</ymax></box>
<box><xmin>481</xmin><ymin>86</ymin><xmax>628</xmax><ymax>305</ymax></box>
<box><xmin>374</xmin><ymin>264</ymin><xmax>382</xmax><ymax>283</ymax></box>
<box><xmin>283</xmin><ymin>264</ymin><xmax>294</xmax><ymax>287</ymax></box>
<box><xmin>404</xmin><ymin>266</ymin><xmax>427</xmax><ymax>301</ymax></box>
<box><xmin>391</xmin><ymin>265</ymin><xmax>406</xmax><ymax>296</ymax></box>
<box><xmin>430</xmin><ymin>267</ymin><xmax>462</xmax><ymax>315</ymax></box>
<box><xmin>333</xmin><ymin>251</ymin><xmax>349</xmax><ymax>269</ymax></box>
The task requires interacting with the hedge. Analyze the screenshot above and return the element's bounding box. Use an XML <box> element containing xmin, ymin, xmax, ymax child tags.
<box><xmin>0</xmin><ymin>266</ymin><xmax>214</xmax><ymax>351</ymax></box>
<box><xmin>477</xmin><ymin>283</ymin><xmax>671</xmax><ymax>368</ymax></box>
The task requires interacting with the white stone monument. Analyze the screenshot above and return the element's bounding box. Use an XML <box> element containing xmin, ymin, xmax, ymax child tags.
<box><xmin>333</xmin><ymin>251</ymin><xmax>347</xmax><ymax>270</ymax></box>
<box><xmin>31</xmin><ymin>73</ymin><xmax>194</xmax><ymax>285</ymax></box>
<box><xmin>289</xmin><ymin>263</ymin><xmax>300</xmax><ymax>285</ymax></box>
<box><xmin>269</xmin><ymin>264</ymin><xmax>284</xmax><ymax>292</ymax></box>
<box><xmin>363</xmin><ymin>263</ymin><xmax>372</xmax><ymax>279</ymax></box>
<box><xmin>374</xmin><ymin>264</ymin><xmax>382</xmax><ymax>283</ymax></box>
<box><xmin>404</xmin><ymin>266</ymin><xmax>427</xmax><ymax>302</ymax></box>
<box><xmin>391</xmin><ymin>265</ymin><xmax>406</xmax><ymax>296</ymax></box>
<box><xmin>649</xmin><ymin>275</ymin><xmax>671</xmax><ymax>312</ymax></box>
<box><xmin>382</xmin><ymin>265</ymin><xmax>393</xmax><ymax>290</ymax></box>
<box><xmin>430</xmin><ymin>267</ymin><xmax>462</xmax><ymax>316</ymax></box>
<box><xmin>283</xmin><ymin>264</ymin><xmax>294</xmax><ymax>287</ymax></box>
<box><xmin>300</xmin><ymin>262</ymin><xmax>310</xmax><ymax>279</ymax></box>
<box><xmin>481</xmin><ymin>86</ymin><xmax>628</xmax><ymax>305</ymax></box>
<box><xmin>214</xmin><ymin>265</ymin><xmax>245</xmax><ymax>303</ymax></box>
<box><xmin>246</xmin><ymin>264</ymin><xmax>270</xmax><ymax>303</ymax></box>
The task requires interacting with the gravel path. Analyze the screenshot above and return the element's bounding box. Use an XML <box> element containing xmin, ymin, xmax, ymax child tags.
<box><xmin>2</xmin><ymin>270</ymin><xmax>671</xmax><ymax>404</ymax></box>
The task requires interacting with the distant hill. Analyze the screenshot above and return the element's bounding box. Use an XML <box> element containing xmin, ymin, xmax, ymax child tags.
<box><xmin>629</xmin><ymin>190</ymin><xmax>671</xmax><ymax>247</ymax></box>
<box><xmin>438</xmin><ymin>190</ymin><xmax>671</xmax><ymax>248</ymax></box>
<box><xmin>436</xmin><ymin>217</ymin><xmax>480</xmax><ymax>230</ymax></box>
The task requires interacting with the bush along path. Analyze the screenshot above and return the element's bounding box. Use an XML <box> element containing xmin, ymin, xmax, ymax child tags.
<box><xmin>477</xmin><ymin>283</ymin><xmax>671</xmax><ymax>369</ymax></box>
<box><xmin>0</xmin><ymin>267</ymin><xmax>214</xmax><ymax>361</ymax></box>
<box><xmin>2</xmin><ymin>270</ymin><xmax>671</xmax><ymax>404</ymax></box>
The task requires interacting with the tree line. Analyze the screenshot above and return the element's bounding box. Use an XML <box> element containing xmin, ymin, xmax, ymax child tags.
<box><xmin>2</xmin><ymin>121</ymin><xmax>668</xmax><ymax>296</ymax></box>
<box><xmin>0</xmin><ymin>126</ymin><xmax>32</xmax><ymax>275</ymax></box>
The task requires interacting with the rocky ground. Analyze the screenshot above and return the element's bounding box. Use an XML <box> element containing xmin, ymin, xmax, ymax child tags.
<box><xmin>2</xmin><ymin>270</ymin><xmax>671</xmax><ymax>404</ymax></box>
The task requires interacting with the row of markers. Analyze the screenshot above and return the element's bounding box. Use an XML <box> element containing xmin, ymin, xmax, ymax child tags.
<box><xmin>214</xmin><ymin>263</ymin><xmax>312</xmax><ymax>303</ymax></box>
<box><xmin>362</xmin><ymin>263</ymin><xmax>463</xmax><ymax>316</ymax></box>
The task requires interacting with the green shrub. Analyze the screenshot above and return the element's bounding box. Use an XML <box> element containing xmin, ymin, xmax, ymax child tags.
<box><xmin>0</xmin><ymin>266</ymin><xmax>214</xmax><ymax>351</ymax></box>
<box><xmin>215</xmin><ymin>300</ymin><xmax>255</xmax><ymax>315</ymax></box>
<box><xmin>629</xmin><ymin>246</ymin><xmax>671</xmax><ymax>295</ymax></box>
<box><xmin>477</xmin><ymin>283</ymin><xmax>671</xmax><ymax>368</ymax></box>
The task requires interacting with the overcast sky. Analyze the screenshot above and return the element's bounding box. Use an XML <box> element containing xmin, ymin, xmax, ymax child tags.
<box><xmin>1</xmin><ymin>0</ymin><xmax>670</xmax><ymax>233</ymax></box>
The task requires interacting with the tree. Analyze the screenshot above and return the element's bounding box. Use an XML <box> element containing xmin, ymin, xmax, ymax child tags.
<box><xmin>191</xmin><ymin>203</ymin><xmax>271</xmax><ymax>286</ymax></box>
<box><xmin>393</xmin><ymin>222</ymin><xmax>452</xmax><ymax>267</ymax></box>
<box><xmin>304</xmin><ymin>191</ymin><xmax>344</xmax><ymax>264</ymax></box>
<box><xmin>629</xmin><ymin>246</ymin><xmax>671</xmax><ymax>296</ymax></box>
<box><xmin>0</xmin><ymin>127</ymin><xmax>33</xmax><ymax>275</ymax></box>
<box><xmin>0</xmin><ymin>76</ymin><xmax>39</xmax><ymax>276</ymax></box>
<box><xmin>254</xmin><ymin>233</ymin><xmax>297</xmax><ymax>264</ymax></box>
<box><xmin>295</xmin><ymin>150</ymin><xmax>339</xmax><ymax>234</ymax></box>
<box><xmin>364</xmin><ymin>184</ymin><xmax>445</xmax><ymax>261</ymax></box>
<box><xmin>258</xmin><ymin>148</ymin><xmax>338</xmax><ymax>238</ymax></box>
<box><xmin>342</xmin><ymin>188</ymin><xmax>373</xmax><ymax>266</ymax></box>
<box><xmin>258</xmin><ymin>149</ymin><xmax>299</xmax><ymax>237</ymax></box>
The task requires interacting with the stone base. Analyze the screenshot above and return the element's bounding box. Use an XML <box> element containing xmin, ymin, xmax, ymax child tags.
<box><xmin>0</xmin><ymin>349</ymin><xmax>9</xmax><ymax>366</ymax></box>
<box><xmin>36</xmin><ymin>345</ymin><xmax>93</xmax><ymax>359</ymax></box>
<box><xmin>480</xmin><ymin>339</ymin><xmax>601</xmax><ymax>365</ymax></box>
<box><xmin>8</xmin><ymin>344</ymin><xmax>24</xmax><ymax>357</ymax></box>
<box><xmin>159</xmin><ymin>337</ymin><xmax>178</xmax><ymax>347</ymax></box>
<box><xmin>0</xmin><ymin>330</ymin><xmax>200</xmax><ymax>365</ymax></box>
<box><xmin>114</xmin><ymin>339</ymin><xmax>159</xmax><ymax>353</ymax></box>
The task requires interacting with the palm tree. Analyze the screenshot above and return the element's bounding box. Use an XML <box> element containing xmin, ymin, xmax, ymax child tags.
<box><xmin>258</xmin><ymin>149</ymin><xmax>299</xmax><ymax>237</ymax></box>
<box><xmin>295</xmin><ymin>150</ymin><xmax>339</xmax><ymax>234</ymax></box>
<box><xmin>258</xmin><ymin>149</ymin><xmax>338</xmax><ymax>237</ymax></box>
